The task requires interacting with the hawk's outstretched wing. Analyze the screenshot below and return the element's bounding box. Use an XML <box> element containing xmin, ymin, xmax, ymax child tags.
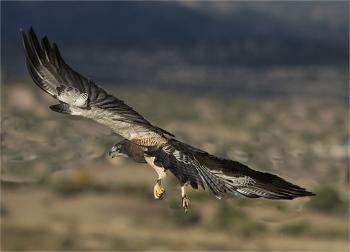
<box><xmin>146</xmin><ymin>139</ymin><xmax>314</xmax><ymax>199</ymax></box>
<box><xmin>21</xmin><ymin>28</ymin><xmax>173</xmax><ymax>140</ymax></box>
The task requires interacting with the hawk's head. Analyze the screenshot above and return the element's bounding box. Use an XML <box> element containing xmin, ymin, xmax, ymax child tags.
<box><xmin>108</xmin><ymin>140</ymin><xmax>146</xmax><ymax>163</ymax></box>
<box><xmin>109</xmin><ymin>140</ymin><xmax>130</xmax><ymax>158</ymax></box>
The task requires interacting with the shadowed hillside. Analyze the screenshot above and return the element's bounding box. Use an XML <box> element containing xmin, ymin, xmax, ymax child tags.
<box><xmin>2</xmin><ymin>1</ymin><xmax>348</xmax><ymax>98</ymax></box>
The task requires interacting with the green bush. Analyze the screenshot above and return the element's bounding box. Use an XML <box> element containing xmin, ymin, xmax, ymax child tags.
<box><xmin>48</xmin><ymin>175</ymin><xmax>150</xmax><ymax>198</ymax></box>
<box><xmin>49</xmin><ymin>178</ymin><xmax>92</xmax><ymax>195</ymax></box>
<box><xmin>238</xmin><ymin>220</ymin><xmax>267</xmax><ymax>238</ymax></box>
<box><xmin>312</xmin><ymin>227</ymin><xmax>349</xmax><ymax>240</ymax></box>
<box><xmin>279</xmin><ymin>221</ymin><xmax>311</xmax><ymax>236</ymax></box>
<box><xmin>214</xmin><ymin>202</ymin><xmax>267</xmax><ymax>237</ymax></box>
<box><xmin>279</xmin><ymin>221</ymin><xmax>348</xmax><ymax>239</ymax></box>
<box><xmin>306</xmin><ymin>186</ymin><xmax>347</xmax><ymax>215</ymax></box>
<box><xmin>215</xmin><ymin>202</ymin><xmax>248</xmax><ymax>229</ymax></box>
<box><xmin>165</xmin><ymin>198</ymin><xmax>202</xmax><ymax>227</ymax></box>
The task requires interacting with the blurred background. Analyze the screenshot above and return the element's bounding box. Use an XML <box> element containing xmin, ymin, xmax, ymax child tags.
<box><xmin>1</xmin><ymin>1</ymin><xmax>349</xmax><ymax>251</ymax></box>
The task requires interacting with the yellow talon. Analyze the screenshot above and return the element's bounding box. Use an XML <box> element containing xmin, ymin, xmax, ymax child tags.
<box><xmin>153</xmin><ymin>180</ymin><xmax>165</xmax><ymax>200</ymax></box>
<box><xmin>182</xmin><ymin>195</ymin><xmax>189</xmax><ymax>212</ymax></box>
<box><xmin>181</xmin><ymin>185</ymin><xmax>189</xmax><ymax>212</ymax></box>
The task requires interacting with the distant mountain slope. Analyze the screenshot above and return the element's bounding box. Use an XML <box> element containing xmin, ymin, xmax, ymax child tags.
<box><xmin>3</xmin><ymin>1</ymin><xmax>348</xmax><ymax>47</ymax></box>
<box><xmin>1</xmin><ymin>1</ymin><xmax>348</xmax><ymax>99</ymax></box>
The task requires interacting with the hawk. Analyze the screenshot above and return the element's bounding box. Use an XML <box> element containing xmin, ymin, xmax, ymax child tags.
<box><xmin>21</xmin><ymin>28</ymin><xmax>314</xmax><ymax>211</ymax></box>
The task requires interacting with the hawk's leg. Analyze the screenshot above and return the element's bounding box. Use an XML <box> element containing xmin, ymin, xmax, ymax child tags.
<box><xmin>145</xmin><ymin>156</ymin><xmax>166</xmax><ymax>200</ymax></box>
<box><xmin>153</xmin><ymin>179</ymin><xmax>165</xmax><ymax>200</ymax></box>
<box><xmin>181</xmin><ymin>185</ymin><xmax>189</xmax><ymax>212</ymax></box>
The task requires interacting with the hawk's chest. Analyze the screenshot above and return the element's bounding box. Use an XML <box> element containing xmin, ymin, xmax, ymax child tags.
<box><xmin>144</xmin><ymin>156</ymin><xmax>166</xmax><ymax>180</ymax></box>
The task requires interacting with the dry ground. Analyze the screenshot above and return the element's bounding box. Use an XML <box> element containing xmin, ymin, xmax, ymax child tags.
<box><xmin>1</xmin><ymin>83</ymin><xmax>349</xmax><ymax>251</ymax></box>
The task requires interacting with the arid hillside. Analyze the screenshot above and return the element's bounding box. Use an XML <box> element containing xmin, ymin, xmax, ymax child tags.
<box><xmin>1</xmin><ymin>83</ymin><xmax>348</xmax><ymax>250</ymax></box>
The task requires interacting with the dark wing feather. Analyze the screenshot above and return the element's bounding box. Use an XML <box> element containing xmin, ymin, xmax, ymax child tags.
<box><xmin>145</xmin><ymin>141</ymin><xmax>227</xmax><ymax>198</ymax></box>
<box><xmin>21</xmin><ymin>27</ymin><xmax>173</xmax><ymax>137</ymax></box>
<box><xmin>147</xmin><ymin>139</ymin><xmax>314</xmax><ymax>200</ymax></box>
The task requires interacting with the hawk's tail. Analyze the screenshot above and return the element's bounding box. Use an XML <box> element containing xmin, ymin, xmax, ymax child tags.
<box><xmin>227</xmin><ymin>171</ymin><xmax>316</xmax><ymax>200</ymax></box>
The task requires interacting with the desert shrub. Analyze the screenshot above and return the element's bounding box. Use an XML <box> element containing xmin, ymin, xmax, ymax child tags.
<box><xmin>112</xmin><ymin>237</ymin><xmax>142</xmax><ymax>250</ymax></box>
<box><xmin>273</xmin><ymin>201</ymin><xmax>288</xmax><ymax>212</ymax></box>
<box><xmin>311</xmin><ymin>227</ymin><xmax>349</xmax><ymax>240</ymax></box>
<box><xmin>165</xmin><ymin>198</ymin><xmax>202</xmax><ymax>227</ymax></box>
<box><xmin>111</xmin><ymin>183</ymin><xmax>150</xmax><ymax>198</ymax></box>
<box><xmin>48</xmin><ymin>169</ymin><xmax>150</xmax><ymax>199</ymax></box>
<box><xmin>0</xmin><ymin>205</ymin><xmax>9</xmax><ymax>217</ymax></box>
<box><xmin>49</xmin><ymin>178</ymin><xmax>92</xmax><ymax>195</ymax></box>
<box><xmin>214</xmin><ymin>202</ymin><xmax>267</xmax><ymax>237</ymax></box>
<box><xmin>172</xmin><ymin>210</ymin><xmax>201</xmax><ymax>226</ymax></box>
<box><xmin>190</xmin><ymin>190</ymin><xmax>210</xmax><ymax>202</ymax></box>
<box><xmin>215</xmin><ymin>202</ymin><xmax>248</xmax><ymax>229</ymax></box>
<box><xmin>306</xmin><ymin>186</ymin><xmax>347</xmax><ymax>215</ymax></box>
<box><xmin>279</xmin><ymin>221</ymin><xmax>311</xmax><ymax>236</ymax></box>
<box><xmin>279</xmin><ymin>221</ymin><xmax>348</xmax><ymax>239</ymax></box>
<box><xmin>49</xmin><ymin>170</ymin><xmax>95</xmax><ymax>195</ymax></box>
<box><xmin>49</xmin><ymin>177</ymin><xmax>151</xmax><ymax>198</ymax></box>
<box><xmin>238</xmin><ymin>220</ymin><xmax>267</xmax><ymax>237</ymax></box>
<box><xmin>1</xmin><ymin>180</ymin><xmax>24</xmax><ymax>190</ymax></box>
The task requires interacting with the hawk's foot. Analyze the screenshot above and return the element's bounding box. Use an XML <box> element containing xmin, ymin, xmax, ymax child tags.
<box><xmin>181</xmin><ymin>185</ymin><xmax>189</xmax><ymax>212</ymax></box>
<box><xmin>182</xmin><ymin>195</ymin><xmax>189</xmax><ymax>212</ymax></box>
<box><xmin>153</xmin><ymin>180</ymin><xmax>165</xmax><ymax>200</ymax></box>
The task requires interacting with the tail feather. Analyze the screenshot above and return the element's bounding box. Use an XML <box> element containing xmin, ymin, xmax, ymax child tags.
<box><xmin>236</xmin><ymin>177</ymin><xmax>315</xmax><ymax>200</ymax></box>
<box><xmin>189</xmin><ymin>144</ymin><xmax>314</xmax><ymax>200</ymax></box>
<box><xmin>198</xmin><ymin>158</ymin><xmax>315</xmax><ymax>200</ymax></box>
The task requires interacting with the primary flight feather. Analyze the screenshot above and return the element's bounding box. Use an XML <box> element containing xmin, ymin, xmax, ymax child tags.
<box><xmin>21</xmin><ymin>28</ymin><xmax>314</xmax><ymax>211</ymax></box>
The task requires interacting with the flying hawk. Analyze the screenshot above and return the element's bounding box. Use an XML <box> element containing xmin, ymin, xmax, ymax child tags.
<box><xmin>21</xmin><ymin>28</ymin><xmax>314</xmax><ymax>211</ymax></box>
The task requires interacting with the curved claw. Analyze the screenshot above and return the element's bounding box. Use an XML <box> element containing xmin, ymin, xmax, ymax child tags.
<box><xmin>153</xmin><ymin>180</ymin><xmax>166</xmax><ymax>200</ymax></box>
<box><xmin>181</xmin><ymin>185</ymin><xmax>189</xmax><ymax>212</ymax></box>
<box><xmin>182</xmin><ymin>195</ymin><xmax>189</xmax><ymax>212</ymax></box>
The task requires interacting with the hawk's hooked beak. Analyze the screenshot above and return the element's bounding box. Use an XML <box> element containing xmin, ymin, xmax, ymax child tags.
<box><xmin>108</xmin><ymin>145</ymin><xmax>129</xmax><ymax>158</ymax></box>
